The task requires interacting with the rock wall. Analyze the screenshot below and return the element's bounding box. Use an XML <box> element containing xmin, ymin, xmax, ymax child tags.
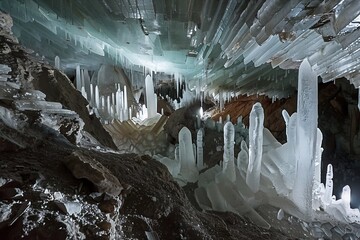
<box><xmin>31</xmin><ymin>68</ymin><xmax>117</xmax><ymax>149</ymax></box>
<box><xmin>0</xmin><ymin>11</ymin><xmax>116</xmax><ymax>149</ymax></box>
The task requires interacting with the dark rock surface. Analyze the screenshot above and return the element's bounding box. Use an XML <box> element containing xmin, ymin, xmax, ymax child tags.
<box><xmin>0</xmin><ymin>121</ymin><xmax>291</xmax><ymax>239</ymax></box>
<box><xmin>64</xmin><ymin>150</ymin><xmax>123</xmax><ymax>197</ymax></box>
<box><xmin>0</xmin><ymin>10</ymin><xmax>116</xmax><ymax>149</ymax></box>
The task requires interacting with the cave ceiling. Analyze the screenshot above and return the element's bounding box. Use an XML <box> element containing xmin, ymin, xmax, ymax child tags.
<box><xmin>1</xmin><ymin>0</ymin><xmax>360</xmax><ymax>98</ymax></box>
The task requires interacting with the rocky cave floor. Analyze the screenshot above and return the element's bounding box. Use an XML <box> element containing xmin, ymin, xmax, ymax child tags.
<box><xmin>1</xmin><ymin>121</ymin><xmax>295</xmax><ymax>240</ymax></box>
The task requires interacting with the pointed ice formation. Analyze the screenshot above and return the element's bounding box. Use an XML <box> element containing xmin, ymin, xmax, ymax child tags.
<box><xmin>197</xmin><ymin>129</ymin><xmax>204</xmax><ymax>171</ymax></box>
<box><xmin>145</xmin><ymin>75</ymin><xmax>157</xmax><ymax>118</ymax></box>
<box><xmin>95</xmin><ymin>85</ymin><xmax>100</xmax><ymax>108</ymax></box>
<box><xmin>223</xmin><ymin>122</ymin><xmax>236</xmax><ymax>182</ymax></box>
<box><xmin>76</xmin><ymin>65</ymin><xmax>81</xmax><ymax>91</ymax></box>
<box><xmin>178</xmin><ymin>127</ymin><xmax>198</xmax><ymax>183</ymax></box>
<box><xmin>341</xmin><ymin>185</ymin><xmax>351</xmax><ymax>209</ymax></box>
<box><xmin>292</xmin><ymin>58</ymin><xmax>318</xmax><ymax>219</ymax></box>
<box><xmin>55</xmin><ymin>56</ymin><xmax>60</xmax><ymax>69</ymax></box>
<box><xmin>246</xmin><ymin>102</ymin><xmax>264</xmax><ymax>193</ymax></box>
<box><xmin>323</xmin><ymin>164</ymin><xmax>333</xmax><ymax>206</ymax></box>
<box><xmin>237</xmin><ymin>140</ymin><xmax>249</xmax><ymax>178</ymax></box>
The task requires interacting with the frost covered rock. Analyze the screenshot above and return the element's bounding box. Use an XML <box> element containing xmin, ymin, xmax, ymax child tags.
<box><xmin>63</xmin><ymin>151</ymin><xmax>123</xmax><ymax>197</ymax></box>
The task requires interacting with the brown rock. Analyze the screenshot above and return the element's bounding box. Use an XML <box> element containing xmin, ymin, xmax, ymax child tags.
<box><xmin>0</xmin><ymin>138</ymin><xmax>23</xmax><ymax>152</ymax></box>
<box><xmin>99</xmin><ymin>199</ymin><xmax>117</xmax><ymax>213</ymax></box>
<box><xmin>63</xmin><ymin>151</ymin><xmax>123</xmax><ymax>197</ymax></box>
<box><xmin>97</xmin><ymin>221</ymin><xmax>112</xmax><ymax>231</ymax></box>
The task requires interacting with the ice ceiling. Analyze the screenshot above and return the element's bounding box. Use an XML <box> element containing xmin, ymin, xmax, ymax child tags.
<box><xmin>1</xmin><ymin>0</ymin><xmax>360</xmax><ymax>97</ymax></box>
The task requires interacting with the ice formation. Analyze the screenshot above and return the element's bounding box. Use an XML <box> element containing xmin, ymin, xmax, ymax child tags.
<box><xmin>196</xmin><ymin>129</ymin><xmax>204</xmax><ymax>171</ymax></box>
<box><xmin>246</xmin><ymin>102</ymin><xmax>264</xmax><ymax>193</ymax></box>
<box><xmin>178</xmin><ymin>127</ymin><xmax>198</xmax><ymax>184</ymax></box>
<box><xmin>223</xmin><ymin>122</ymin><xmax>236</xmax><ymax>182</ymax></box>
<box><xmin>191</xmin><ymin>59</ymin><xmax>360</xmax><ymax>228</ymax></box>
<box><xmin>145</xmin><ymin>75</ymin><xmax>157</xmax><ymax>118</ymax></box>
<box><xmin>55</xmin><ymin>56</ymin><xmax>60</xmax><ymax>70</ymax></box>
<box><xmin>292</xmin><ymin>58</ymin><xmax>319</xmax><ymax>218</ymax></box>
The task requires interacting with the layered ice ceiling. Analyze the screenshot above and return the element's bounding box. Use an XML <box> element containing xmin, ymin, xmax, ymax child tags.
<box><xmin>1</xmin><ymin>0</ymin><xmax>360</xmax><ymax>97</ymax></box>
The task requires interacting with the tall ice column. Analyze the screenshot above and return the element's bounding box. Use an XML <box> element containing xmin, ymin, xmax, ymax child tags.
<box><xmin>145</xmin><ymin>75</ymin><xmax>157</xmax><ymax>118</ymax></box>
<box><xmin>196</xmin><ymin>129</ymin><xmax>204</xmax><ymax>170</ymax></box>
<box><xmin>292</xmin><ymin>58</ymin><xmax>318</xmax><ymax>219</ymax></box>
<box><xmin>178</xmin><ymin>127</ymin><xmax>198</xmax><ymax>183</ymax></box>
<box><xmin>246</xmin><ymin>102</ymin><xmax>264</xmax><ymax>193</ymax></box>
<box><xmin>223</xmin><ymin>122</ymin><xmax>236</xmax><ymax>182</ymax></box>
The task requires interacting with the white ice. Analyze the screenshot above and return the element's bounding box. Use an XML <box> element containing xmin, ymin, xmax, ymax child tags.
<box><xmin>246</xmin><ymin>102</ymin><xmax>264</xmax><ymax>193</ymax></box>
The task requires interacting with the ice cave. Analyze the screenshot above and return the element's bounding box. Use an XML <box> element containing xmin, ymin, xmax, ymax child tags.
<box><xmin>1</xmin><ymin>0</ymin><xmax>360</xmax><ymax>239</ymax></box>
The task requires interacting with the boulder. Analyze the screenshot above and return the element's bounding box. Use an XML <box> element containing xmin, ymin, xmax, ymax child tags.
<box><xmin>63</xmin><ymin>151</ymin><xmax>123</xmax><ymax>197</ymax></box>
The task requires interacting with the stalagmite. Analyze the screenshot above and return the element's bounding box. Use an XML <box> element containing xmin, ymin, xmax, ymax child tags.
<box><xmin>107</xmin><ymin>95</ymin><xmax>111</xmax><ymax>117</ymax></box>
<box><xmin>81</xmin><ymin>86</ymin><xmax>87</xmax><ymax>99</ymax></box>
<box><xmin>90</xmin><ymin>83</ymin><xmax>94</xmax><ymax>106</ymax></box>
<box><xmin>145</xmin><ymin>75</ymin><xmax>157</xmax><ymax>118</ymax></box>
<box><xmin>341</xmin><ymin>185</ymin><xmax>351</xmax><ymax>209</ymax></box>
<box><xmin>101</xmin><ymin>96</ymin><xmax>105</xmax><ymax>110</ymax></box>
<box><xmin>292</xmin><ymin>58</ymin><xmax>318</xmax><ymax>219</ymax></box>
<box><xmin>76</xmin><ymin>65</ymin><xmax>81</xmax><ymax>91</ymax></box>
<box><xmin>223</xmin><ymin>122</ymin><xmax>236</xmax><ymax>182</ymax></box>
<box><xmin>237</xmin><ymin>140</ymin><xmax>248</xmax><ymax>170</ymax></box>
<box><xmin>55</xmin><ymin>56</ymin><xmax>60</xmax><ymax>69</ymax></box>
<box><xmin>95</xmin><ymin>85</ymin><xmax>100</xmax><ymax>108</ymax></box>
<box><xmin>246</xmin><ymin>102</ymin><xmax>264</xmax><ymax>193</ymax></box>
<box><xmin>124</xmin><ymin>85</ymin><xmax>128</xmax><ymax>110</ymax></box>
<box><xmin>197</xmin><ymin>129</ymin><xmax>204</xmax><ymax>171</ymax></box>
<box><xmin>323</xmin><ymin>164</ymin><xmax>333</xmax><ymax>206</ymax></box>
<box><xmin>178</xmin><ymin>127</ymin><xmax>198</xmax><ymax>183</ymax></box>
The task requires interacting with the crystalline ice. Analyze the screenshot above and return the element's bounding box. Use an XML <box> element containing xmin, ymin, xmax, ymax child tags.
<box><xmin>178</xmin><ymin>127</ymin><xmax>198</xmax><ymax>183</ymax></box>
<box><xmin>292</xmin><ymin>58</ymin><xmax>318</xmax><ymax>218</ymax></box>
<box><xmin>95</xmin><ymin>85</ymin><xmax>100</xmax><ymax>108</ymax></box>
<box><xmin>223</xmin><ymin>122</ymin><xmax>236</xmax><ymax>182</ymax></box>
<box><xmin>196</xmin><ymin>129</ymin><xmax>204</xmax><ymax>171</ymax></box>
<box><xmin>145</xmin><ymin>75</ymin><xmax>157</xmax><ymax>118</ymax></box>
<box><xmin>14</xmin><ymin>100</ymin><xmax>63</xmax><ymax>111</ymax></box>
<box><xmin>81</xmin><ymin>86</ymin><xmax>87</xmax><ymax>99</ymax></box>
<box><xmin>55</xmin><ymin>56</ymin><xmax>60</xmax><ymax>69</ymax></box>
<box><xmin>246</xmin><ymin>102</ymin><xmax>264</xmax><ymax>193</ymax></box>
<box><xmin>237</xmin><ymin>140</ymin><xmax>249</xmax><ymax>178</ymax></box>
<box><xmin>277</xmin><ymin>208</ymin><xmax>284</xmax><ymax>220</ymax></box>
<box><xmin>323</xmin><ymin>164</ymin><xmax>333</xmax><ymax>206</ymax></box>
<box><xmin>76</xmin><ymin>65</ymin><xmax>81</xmax><ymax>91</ymax></box>
<box><xmin>124</xmin><ymin>85</ymin><xmax>128</xmax><ymax>110</ymax></box>
<box><xmin>341</xmin><ymin>185</ymin><xmax>351</xmax><ymax>208</ymax></box>
<box><xmin>153</xmin><ymin>155</ymin><xmax>180</xmax><ymax>176</ymax></box>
